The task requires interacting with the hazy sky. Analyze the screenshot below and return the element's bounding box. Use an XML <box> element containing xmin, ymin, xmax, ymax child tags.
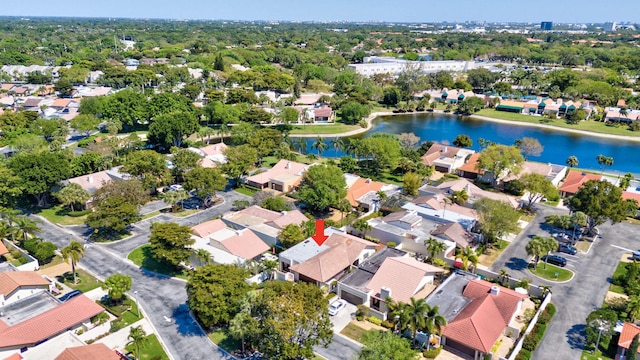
<box><xmin>3</xmin><ymin>0</ymin><xmax>638</xmax><ymax>23</ymax></box>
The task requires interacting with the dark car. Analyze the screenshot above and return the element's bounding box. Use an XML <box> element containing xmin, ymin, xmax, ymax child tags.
<box><xmin>59</xmin><ymin>290</ymin><xmax>82</xmax><ymax>302</ymax></box>
<box><xmin>541</xmin><ymin>255</ymin><xmax>567</xmax><ymax>267</ymax></box>
<box><xmin>558</xmin><ymin>244</ymin><xmax>578</xmax><ymax>255</ymax></box>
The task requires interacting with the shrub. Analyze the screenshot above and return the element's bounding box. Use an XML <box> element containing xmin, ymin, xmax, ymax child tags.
<box><xmin>356</xmin><ymin>304</ymin><xmax>369</xmax><ymax>318</ymax></box>
<box><xmin>367</xmin><ymin>316</ymin><xmax>382</xmax><ymax>325</ymax></box>
<box><xmin>546</xmin><ymin>303</ymin><xmax>556</xmax><ymax>317</ymax></box>
<box><xmin>504</xmin><ymin>179</ymin><xmax>525</xmax><ymax>196</ymax></box>
<box><xmin>380</xmin><ymin>320</ymin><xmax>394</xmax><ymax>329</ymax></box>
<box><xmin>10</xmin><ymin>250</ymin><xmax>22</xmax><ymax>259</ymax></box>
<box><xmin>515</xmin><ymin>348</ymin><xmax>531</xmax><ymax>360</ymax></box>
<box><xmin>522</xmin><ymin>333</ymin><xmax>539</xmax><ymax>351</ymax></box>
<box><xmin>232</xmin><ymin>199</ymin><xmax>250</xmax><ymax>210</ymax></box>
<box><xmin>423</xmin><ymin>347</ymin><xmax>441</xmax><ymax>359</ymax></box>
<box><xmin>356</xmin><ymin>315</ymin><xmax>363</xmax><ymax>321</ymax></box>
<box><xmin>386</xmin><ymin>241</ymin><xmax>397</xmax><ymax>248</ymax></box>
<box><xmin>537</xmin><ymin>310</ymin><xmax>552</xmax><ymax>325</ymax></box>
<box><xmin>68</xmin><ymin>209</ymin><xmax>91</xmax><ymax>217</ymax></box>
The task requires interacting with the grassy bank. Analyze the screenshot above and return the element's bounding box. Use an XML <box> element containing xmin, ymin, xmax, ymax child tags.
<box><xmin>475</xmin><ymin>109</ymin><xmax>640</xmax><ymax>137</ymax></box>
<box><xmin>128</xmin><ymin>245</ymin><xmax>189</xmax><ymax>279</ymax></box>
<box><xmin>529</xmin><ymin>263</ymin><xmax>574</xmax><ymax>282</ymax></box>
<box><xmin>288</xmin><ymin>123</ymin><xmax>361</xmax><ymax>135</ymax></box>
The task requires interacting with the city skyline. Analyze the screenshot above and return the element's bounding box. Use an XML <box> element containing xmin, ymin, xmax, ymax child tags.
<box><xmin>4</xmin><ymin>0</ymin><xmax>639</xmax><ymax>24</ymax></box>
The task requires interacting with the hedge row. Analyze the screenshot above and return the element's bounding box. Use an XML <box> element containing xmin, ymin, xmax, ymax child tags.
<box><xmin>516</xmin><ymin>303</ymin><xmax>555</xmax><ymax>359</ymax></box>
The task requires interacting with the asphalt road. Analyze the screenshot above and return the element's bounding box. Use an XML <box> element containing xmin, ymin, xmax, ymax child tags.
<box><xmin>491</xmin><ymin>204</ymin><xmax>640</xmax><ymax>359</ymax></box>
<box><xmin>315</xmin><ymin>333</ymin><xmax>361</xmax><ymax>360</ymax></box>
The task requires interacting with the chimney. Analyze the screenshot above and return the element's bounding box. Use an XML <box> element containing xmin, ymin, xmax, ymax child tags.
<box><xmin>442</xmin><ymin>146</ymin><xmax>447</xmax><ymax>153</ymax></box>
<box><xmin>87</xmin><ymin>176</ymin><xmax>94</xmax><ymax>184</ymax></box>
<box><xmin>365</xmin><ymin>178</ymin><xmax>371</xmax><ymax>183</ymax></box>
<box><xmin>380</xmin><ymin>286</ymin><xmax>392</xmax><ymax>300</ymax></box>
<box><xmin>286</xmin><ymin>162</ymin><xmax>291</xmax><ymax>169</ymax></box>
<box><xmin>490</xmin><ymin>286</ymin><xmax>500</xmax><ymax>296</ymax></box>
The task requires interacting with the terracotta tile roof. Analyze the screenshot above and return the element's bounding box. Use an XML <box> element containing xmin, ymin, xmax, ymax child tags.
<box><xmin>422</xmin><ymin>144</ymin><xmax>465</xmax><ymax>167</ymax></box>
<box><xmin>0</xmin><ymin>242</ymin><xmax>8</xmax><ymax>256</ymax></box>
<box><xmin>443</xmin><ymin>280</ymin><xmax>526</xmax><ymax>353</ymax></box>
<box><xmin>0</xmin><ymin>84</ymin><xmax>15</xmax><ymax>91</ymax></box>
<box><xmin>67</xmin><ymin>170</ymin><xmax>115</xmax><ymax>194</ymax></box>
<box><xmin>217</xmin><ymin>229</ymin><xmax>270</xmax><ymax>260</ymax></box>
<box><xmin>617</xmin><ymin>99</ymin><xmax>627</xmax><ymax>107</ymax></box>
<box><xmin>314</xmin><ymin>107</ymin><xmax>332</xmax><ymax>117</ymax></box>
<box><xmin>198</xmin><ymin>157</ymin><xmax>218</xmax><ymax>168</ymax></box>
<box><xmin>437</xmin><ymin>179</ymin><xmax>520</xmax><ymax>208</ymax></box>
<box><xmin>191</xmin><ymin>219</ymin><xmax>227</xmax><ymax>238</ymax></box>
<box><xmin>0</xmin><ymin>295</ymin><xmax>104</xmax><ymax>348</ymax></box>
<box><xmin>366</xmin><ymin>256</ymin><xmax>443</xmax><ymax>303</ymax></box>
<box><xmin>290</xmin><ymin>233</ymin><xmax>376</xmax><ymax>283</ymax></box>
<box><xmin>346</xmin><ymin>177</ymin><xmax>385</xmax><ymax>207</ymax></box>
<box><xmin>237</xmin><ymin>205</ymin><xmax>281</xmax><ymax>222</ymax></box>
<box><xmin>431</xmin><ymin>222</ymin><xmax>473</xmax><ymax>248</ymax></box>
<box><xmin>246</xmin><ymin>159</ymin><xmax>308</xmax><ymax>186</ymax></box>
<box><xmin>55</xmin><ymin>343</ymin><xmax>121</xmax><ymax>360</ymax></box>
<box><xmin>622</xmin><ymin>191</ymin><xmax>640</xmax><ymax>205</ymax></box>
<box><xmin>199</xmin><ymin>143</ymin><xmax>228</xmax><ymax>157</ymax></box>
<box><xmin>619</xmin><ymin>322</ymin><xmax>640</xmax><ymax>350</ymax></box>
<box><xmin>3</xmin><ymin>354</ymin><xmax>22</xmax><ymax>360</ymax></box>
<box><xmin>454</xmin><ymin>153</ymin><xmax>483</xmax><ymax>175</ymax></box>
<box><xmin>51</xmin><ymin>99</ymin><xmax>71</xmax><ymax>108</ymax></box>
<box><xmin>267</xmin><ymin>210</ymin><xmax>308</xmax><ymax>229</ymax></box>
<box><xmin>558</xmin><ymin>170</ymin><xmax>602</xmax><ymax>195</ymax></box>
<box><xmin>0</xmin><ymin>272</ymin><xmax>50</xmax><ymax>297</ymax></box>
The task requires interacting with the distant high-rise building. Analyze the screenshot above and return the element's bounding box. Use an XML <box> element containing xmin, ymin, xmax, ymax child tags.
<box><xmin>603</xmin><ymin>22</ymin><xmax>617</xmax><ymax>31</ymax></box>
<box><xmin>541</xmin><ymin>21</ymin><xmax>553</xmax><ymax>31</ymax></box>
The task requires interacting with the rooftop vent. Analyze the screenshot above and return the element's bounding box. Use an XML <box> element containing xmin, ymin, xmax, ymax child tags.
<box><xmin>490</xmin><ymin>286</ymin><xmax>500</xmax><ymax>296</ymax></box>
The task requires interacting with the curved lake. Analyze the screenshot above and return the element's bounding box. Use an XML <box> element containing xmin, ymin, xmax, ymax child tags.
<box><xmin>302</xmin><ymin>113</ymin><xmax>640</xmax><ymax>175</ymax></box>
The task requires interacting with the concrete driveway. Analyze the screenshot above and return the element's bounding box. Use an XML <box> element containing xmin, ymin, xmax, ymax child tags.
<box><xmin>491</xmin><ymin>204</ymin><xmax>640</xmax><ymax>360</ymax></box>
<box><xmin>330</xmin><ymin>302</ymin><xmax>357</xmax><ymax>332</ymax></box>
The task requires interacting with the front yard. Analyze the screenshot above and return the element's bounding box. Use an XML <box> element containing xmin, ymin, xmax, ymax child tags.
<box><xmin>37</xmin><ymin>205</ymin><xmax>88</xmax><ymax>226</ymax></box>
<box><xmin>128</xmin><ymin>245</ymin><xmax>190</xmax><ymax>279</ymax></box>
<box><xmin>56</xmin><ymin>269</ymin><xmax>104</xmax><ymax>293</ymax></box>
<box><xmin>125</xmin><ymin>334</ymin><xmax>169</xmax><ymax>360</ymax></box>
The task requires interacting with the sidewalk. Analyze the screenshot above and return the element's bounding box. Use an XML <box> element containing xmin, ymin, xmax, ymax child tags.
<box><xmin>96</xmin><ymin>316</ymin><xmax>155</xmax><ymax>352</ymax></box>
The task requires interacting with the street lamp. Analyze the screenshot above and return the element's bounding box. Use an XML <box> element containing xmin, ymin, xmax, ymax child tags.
<box><xmin>133</xmin><ymin>290</ymin><xmax>139</xmax><ymax>318</ymax></box>
<box><xmin>594</xmin><ymin>325</ymin><xmax>605</xmax><ymax>354</ymax></box>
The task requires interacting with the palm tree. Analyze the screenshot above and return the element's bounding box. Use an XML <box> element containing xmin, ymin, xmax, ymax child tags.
<box><xmin>295</xmin><ymin>137</ymin><xmax>307</xmax><ymax>154</ymax></box>
<box><xmin>219</xmin><ymin>124</ymin><xmax>229</xmax><ymax>144</ymax></box>
<box><xmin>352</xmin><ymin>219</ymin><xmax>372</xmax><ymax>238</ymax></box>
<box><xmin>229</xmin><ymin>311</ymin><xmax>255</xmax><ymax>354</ymax></box>
<box><xmin>312</xmin><ymin>137</ymin><xmax>329</xmax><ymax>156</ymax></box>
<box><xmin>194</xmin><ymin>249</ymin><xmax>212</xmax><ymax>266</ymax></box>
<box><xmin>525</xmin><ymin>237</ymin><xmax>544</xmax><ymax>269</ymax></box>
<box><xmin>127</xmin><ymin>325</ymin><xmax>148</xmax><ymax>360</ymax></box>
<box><xmin>596</xmin><ymin>154</ymin><xmax>614</xmax><ymax>174</ymax></box>
<box><xmin>386</xmin><ymin>297</ymin><xmax>411</xmax><ymax>335</ymax></box>
<box><xmin>162</xmin><ymin>190</ymin><xmax>188</xmax><ymax>212</ymax></box>
<box><xmin>15</xmin><ymin>216</ymin><xmax>40</xmax><ymax>242</ymax></box>
<box><xmin>329</xmin><ymin>137</ymin><xmax>344</xmax><ymax>153</ymax></box>
<box><xmin>62</xmin><ymin>240</ymin><xmax>85</xmax><ymax>285</ymax></box>
<box><xmin>449</xmin><ymin>189</ymin><xmax>469</xmax><ymax>205</ymax></box>
<box><xmin>538</xmin><ymin>236</ymin><xmax>558</xmax><ymax>269</ymax></box>
<box><xmin>570</xmin><ymin>211</ymin><xmax>587</xmax><ymax>238</ymax></box>
<box><xmin>565</xmin><ymin>155</ymin><xmax>579</xmax><ymax>168</ymax></box>
<box><xmin>407</xmin><ymin>297</ymin><xmax>429</xmax><ymax>339</ymax></box>
<box><xmin>336</xmin><ymin>198</ymin><xmax>352</xmax><ymax>224</ymax></box>
<box><xmin>456</xmin><ymin>246</ymin><xmax>479</xmax><ymax>272</ymax></box>
<box><xmin>498</xmin><ymin>269</ymin><xmax>511</xmax><ymax>287</ymax></box>
<box><xmin>423</xmin><ymin>304</ymin><xmax>447</xmax><ymax>349</ymax></box>
<box><xmin>424</xmin><ymin>237</ymin><xmax>446</xmax><ymax>261</ymax></box>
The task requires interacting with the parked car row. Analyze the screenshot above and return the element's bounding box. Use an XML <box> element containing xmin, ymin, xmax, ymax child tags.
<box><xmin>541</xmin><ymin>255</ymin><xmax>567</xmax><ymax>267</ymax></box>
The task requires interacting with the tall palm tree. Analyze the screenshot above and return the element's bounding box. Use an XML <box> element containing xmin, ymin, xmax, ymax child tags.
<box><xmin>15</xmin><ymin>216</ymin><xmax>40</xmax><ymax>242</ymax></box>
<box><xmin>538</xmin><ymin>236</ymin><xmax>558</xmax><ymax>269</ymax></box>
<box><xmin>352</xmin><ymin>219</ymin><xmax>372</xmax><ymax>238</ymax></box>
<box><xmin>62</xmin><ymin>240</ymin><xmax>85</xmax><ymax>285</ymax></box>
<box><xmin>565</xmin><ymin>155</ymin><xmax>579</xmax><ymax>168</ymax></box>
<box><xmin>329</xmin><ymin>137</ymin><xmax>344</xmax><ymax>153</ymax></box>
<box><xmin>312</xmin><ymin>137</ymin><xmax>329</xmax><ymax>156</ymax></box>
<box><xmin>456</xmin><ymin>246</ymin><xmax>479</xmax><ymax>273</ymax></box>
<box><xmin>295</xmin><ymin>137</ymin><xmax>307</xmax><ymax>154</ymax></box>
<box><xmin>229</xmin><ymin>311</ymin><xmax>255</xmax><ymax>354</ymax></box>
<box><xmin>194</xmin><ymin>249</ymin><xmax>212</xmax><ymax>266</ymax></box>
<box><xmin>423</xmin><ymin>304</ymin><xmax>447</xmax><ymax>349</ymax></box>
<box><xmin>407</xmin><ymin>297</ymin><xmax>429</xmax><ymax>339</ymax></box>
<box><xmin>386</xmin><ymin>297</ymin><xmax>411</xmax><ymax>335</ymax></box>
<box><xmin>628</xmin><ymin>295</ymin><xmax>640</xmax><ymax>322</ymax></box>
<box><xmin>127</xmin><ymin>325</ymin><xmax>148</xmax><ymax>360</ymax></box>
<box><xmin>449</xmin><ymin>189</ymin><xmax>469</xmax><ymax>205</ymax></box>
<box><xmin>498</xmin><ymin>269</ymin><xmax>511</xmax><ymax>287</ymax></box>
<box><xmin>424</xmin><ymin>237</ymin><xmax>446</xmax><ymax>261</ymax></box>
<box><xmin>525</xmin><ymin>237</ymin><xmax>544</xmax><ymax>269</ymax></box>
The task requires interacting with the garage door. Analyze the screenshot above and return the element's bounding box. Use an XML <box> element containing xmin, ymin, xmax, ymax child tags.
<box><xmin>340</xmin><ymin>290</ymin><xmax>365</xmax><ymax>305</ymax></box>
<box><xmin>444</xmin><ymin>339</ymin><xmax>476</xmax><ymax>358</ymax></box>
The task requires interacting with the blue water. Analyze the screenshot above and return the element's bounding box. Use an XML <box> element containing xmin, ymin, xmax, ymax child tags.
<box><xmin>299</xmin><ymin>113</ymin><xmax>640</xmax><ymax>175</ymax></box>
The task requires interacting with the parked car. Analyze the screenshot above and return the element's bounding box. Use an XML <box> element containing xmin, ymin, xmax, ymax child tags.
<box><xmin>59</xmin><ymin>290</ymin><xmax>82</xmax><ymax>302</ymax></box>
<box><xmin>541</xmin><ymin>255</ymin><xmax>567</xmax><ymax>267</ymax></box>
<box><xmin>558</xmin><ymin>244</ymin><xmax>577</xmax><ymax>255</ymax></box>
<box><xmin>633</xmin><ymin>251</ymin><xmax>640</xmax><ymax>261</ymax></box>
<box><xmin>166</xmin><ymin>184</ymin><xmax>184</xmax><ymax>192</ymax></box>
<box><xmin>328</xmin><ymin>299</ymin><xmax>347</xmax><ymax>316</ymax></box>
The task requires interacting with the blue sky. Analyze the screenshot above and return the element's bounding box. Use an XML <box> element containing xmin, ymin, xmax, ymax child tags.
<box><xmin>4</xmin><ymin>0</ymin><xmax>639</xmax><ymax>23</ymax></box>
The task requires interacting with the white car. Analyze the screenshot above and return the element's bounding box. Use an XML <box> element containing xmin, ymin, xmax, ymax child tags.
<box><xmin>167</xmin><ymin>184</ymin><xmax>184</xmax><ymax>192</ymax></box>
<box><xmin>328</xmin><ymin>299</ymin><xmax>347</xmax><ymax>316</ymax></box>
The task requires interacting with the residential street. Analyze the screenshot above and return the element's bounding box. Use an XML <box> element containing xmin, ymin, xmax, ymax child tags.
<box><xmin>491</xmin><ymin>204</ymin><xmax>640</xmax><ymax>359</ymax></box>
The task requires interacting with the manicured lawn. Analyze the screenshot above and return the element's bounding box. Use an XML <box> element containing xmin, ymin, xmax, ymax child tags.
<box><xmin>475</xmin><ymin>109</ymin><xmax>640</xmax><ymax>137</ymax></box>
<box><xmin>57</xmin><ymin>269</ymin><xmax>103</xmax><ymax>293</ymax></box>
<box><xmin>208</xmin><ymin>328</ymin><xmax>242</xmax><ymax>353</ymax></box>
<box><xmin>609</xmin><ymin>261</ymin><xmax>628</xmax><ymax>294</ymax></box>
<box><xmin>38</xmin><ymin>255</ymin><xmax>64</xmax><ymax>269</ymax></box>
<box><xmin>339</xmin><ymin>323</ymin><xmax>374</xmax><ymax>343</ymax></box>
<box><xmin>128</xmin><ymin>245</ymin><xmax>189</xmax><ymax>279</ymax></box>
<box><xmin>529</xmin><ymin>263</ymin><xmax>574</xmax><ymax>282</ymax></box>
<box><xmin>478</xmin><ymin>240</ymin><xmax>510</xmax><ymax>267</ymax></box>
<box><xmin>288</xmin><ymin>123</ymin><xmax>361</xmax><ymax>135</ymax></box>
<box><xmin>125</xmin><ymin>334</ymin><xmax>169</xmax><ymax>360</ymax></box>
<box><xmin>100</xmin><ymin>296</ymin><xmax>143</xmax><ymax>331</ymax></box>
<box><xmin>580</xmin><ymin>350</ymin><xmax>614</xmax><ymax>360</ymax></box>
<box><xmin>169</xmin><ymin>209</ymin><xmax>198</xmax><ymax>217</ymax></box>
<box><xmin>38</xmin><ymin>205</ymin><xmax>88</xmax><ymax>226</ymax></box>
<box><xmin>140</xmin><ymin>210</ymin><xmax>161</xmax><ymax>220</ymax></box>
<box><xmin>235</xmin><ymin>187</ymin><xmax>256</xmax><ymax>197</ymax></box>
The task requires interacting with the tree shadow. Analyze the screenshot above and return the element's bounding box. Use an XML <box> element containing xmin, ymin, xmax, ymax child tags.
<box><xmin>566</xmin><ymin>323</ymin><xmax>587</xmax><ymax>350</ymax></box>
<box><xmin>504</xmin><ymin>257</ymin><xmax>530</xmax><ymax>271</ymax></box>
<box><xmin>172</xmin><ymin>303</ymin><xmax>203</xmax><ymax>337</ymax></box>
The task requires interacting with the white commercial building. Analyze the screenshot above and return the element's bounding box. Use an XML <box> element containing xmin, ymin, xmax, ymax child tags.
<box><xmin>347</xmin><ymin>56</ymin><xmax>477</xmax><ymax>77</ymax></box>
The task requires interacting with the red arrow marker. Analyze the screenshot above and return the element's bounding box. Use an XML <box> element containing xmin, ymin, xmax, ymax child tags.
<box><xmin>311</xmin><ymin>219</ymin><xmax>329</xmax><ymax>246</ymax></box>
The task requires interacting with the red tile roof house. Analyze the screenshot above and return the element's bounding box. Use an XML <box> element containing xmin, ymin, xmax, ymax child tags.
<box><xmin>422</xmin><ymin>144</ymin><xmax>476</xmax><ymax>174</ymax></box>
<box><xmin>0</xmin><ymin>271</ymin><xmax>52</xmax><ymax>306</ymax></box>
<box><xmin>0</xmin><ymin>295</ymin><xmax>105</xmax><ymax>355</ymax></box>
<box><xmin>426</xmin><ymin>272</ymin><xmax>528</xmax><ymax>360</ymax></box>
<box><xmin>55</xmin><ymin>343</ymin><xmax>122</xmax><ymax>360</ymax></box>
<box><xmin>557</xmin><ymin>170</ymin><xmax>602</xmax><ymax>197</ymax></box>
<box><xmin>615</xmin><ymin>322</ymin><xmax>640</xmax><ymax>360</ymax></box>
<box><xmin>223</xmin><ymin>205</ymin><xmax>308</xmax><ymax>247</ymax></box>
<box><xmin>338</xmin><ymin>247</ymin><xmax>444</xmax><ymax>319</ymax></box>
<box><xmin>190</xmin><ymin>219</ymin><xmax>271</xmax><ymax>266</ymax></box>
<box><xmin>278</xmin><ymin>229</ymin><xmax>380</xmax><ymax>288</ymax></box>
<box><xmin>245</xmin><ymin>159</ymin><xmax>310</xmax><ymax>192</ymax></box>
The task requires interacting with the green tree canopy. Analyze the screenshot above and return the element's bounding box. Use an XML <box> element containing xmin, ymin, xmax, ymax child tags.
<box><xmin>473</xmin><ymin>198</ymin><xmax>521</xmax><ymax>243</ymax></box>
<box><xmin>183</xmin><ymin>167</ymin><xmax>227</xmax><ymax>201</ymax></box>
<box><xmin>477</xmin><ymin>144</ymin><xmax>524</xmax><ymax>186</ymax></box>
<box><xmin>357</xmin><ymin>331</ymin><xmax>416</xmax><ymax>360</ymax></box>
<box><xmin>55</xmin><ymin>183</ymin><xmax>90</xmax><ymax>212</ymax></box>
<box><xmin>8</xmin><ymin>151</ymin><xmax>71</xmax><ymax>207</ymax></box>
<box><xmin>149</xmin><ymin>222</ymin><xmax>195</xmax><ymax>268</ymax></box>
<box><xmin>568</xmin><ymin>180</ymin><xmax>637</xmax><ymax>234</ymax></box>
<box><xmin>520</xmin><ymin>172</ymin><xmax>559</xmax><ymax>207</ymax></box>
<box><xmin>297</xmin><ymin>164</ymin><xmax>347</xmax><ymax>213</ymax></box>
<box><xmin>87</xmin><ymin>195</ymin><xmax>140</xmax><ymax>237</ymax></box>
<box><xmin>221</xmin><ymin>144</ymin><xmax>258</xmax><ymax>185</ymax></box>
<box><xmin>102</xmin><ymin>273</ymin><xmax>132</xmax><ymax>304</ymax></box>
<box><xmin>148</xmin><ymin>110</ymin><xmax>199</xmax><ymax>148</ymax></box>
<box><xmin>122</xmin><ymin>150</ymin><xmax>171</xmax><ymax>191</ymax></box>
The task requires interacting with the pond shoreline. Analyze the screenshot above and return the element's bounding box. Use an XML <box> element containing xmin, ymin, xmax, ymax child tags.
<box><xmin>290</xmin><ymin>110</ymin><xmax>640</xmax><ymax>143</ymax></box>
